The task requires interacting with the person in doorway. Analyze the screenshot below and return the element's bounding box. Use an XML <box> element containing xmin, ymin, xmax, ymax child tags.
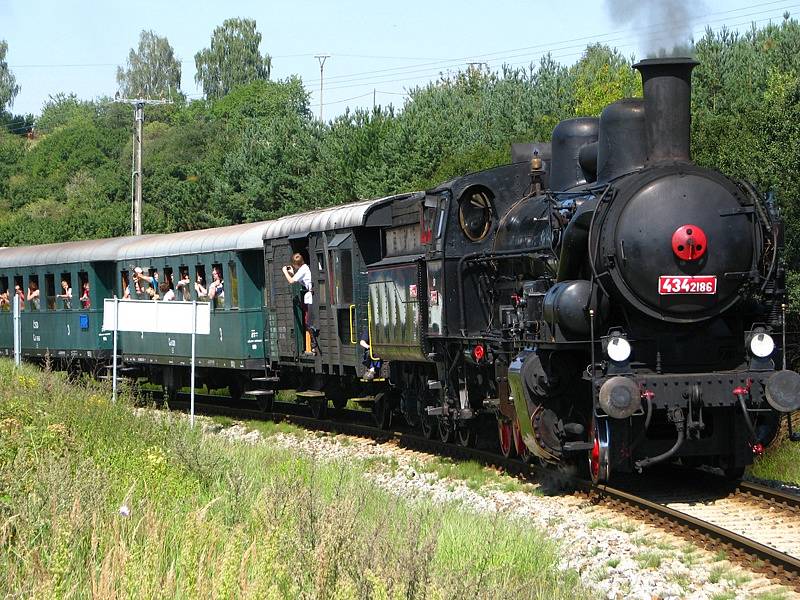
<box><xmin>282</xmin><ymin>253</ymin><xmax>317</xmax><ymax>354</ymax></box>
<box><xmin>359</xmin><ymin>328</ymin><xmax>382</xmax><ymax>380</ymax></box>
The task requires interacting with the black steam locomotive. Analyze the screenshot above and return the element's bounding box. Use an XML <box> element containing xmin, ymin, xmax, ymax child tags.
<box><xmin>368</xmin><ymin>57</ymin><xmax>800</xmax><ymax>482</ymax></box>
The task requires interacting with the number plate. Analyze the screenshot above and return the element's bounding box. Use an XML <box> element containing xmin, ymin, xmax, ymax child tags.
<box><xmin>658</xmin><ymin>275</ymin><xmax>717</xmax><ymax>295</ymax></box>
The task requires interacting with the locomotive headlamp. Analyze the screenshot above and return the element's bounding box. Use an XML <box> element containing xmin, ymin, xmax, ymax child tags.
<box><xmin>606</xmin><ymin>336</ymin><xmax>632</xmax><ymax>362</ymax></box>
<box><xmin>472</xmin><ymin>344</ymin><xmax>486</xmax><ymax>362</ymax></box>
<box><xmin>749</xmin><ymin>332</ymin><xmax>775</xmax><ymax>358</ymax></box>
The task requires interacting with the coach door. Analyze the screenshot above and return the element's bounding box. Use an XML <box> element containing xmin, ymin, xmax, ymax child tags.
<box><xmin>328</xmin><ymin>233</ymin><xmax>360</xmax><ymax>368</ymax></box>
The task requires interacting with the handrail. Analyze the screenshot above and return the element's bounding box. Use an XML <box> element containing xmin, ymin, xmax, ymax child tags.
<box><xmin>367</xmin><ymin>301</ymin><xmax>378</xmax><ymax>361</ymax></box>
<box><xmin>349</xmin><ymin>304</ymin><xmax>357</xmax><ymax>344</ymax></box>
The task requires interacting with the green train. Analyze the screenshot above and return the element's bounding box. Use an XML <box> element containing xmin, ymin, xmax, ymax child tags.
<box><xmin>0</xmin><ymin>197</ymin><xmax>406</xmax><ymax>415</ymax></box>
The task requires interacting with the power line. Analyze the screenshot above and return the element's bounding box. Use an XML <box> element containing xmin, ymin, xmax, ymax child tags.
<box><xmin>320</xmin><ymin>9</ymin><xmax>799</xmax><ymax>94</ymax></box>
<box><xmin>316</xmin><ymin>1</ymin><xmax>798</xmax><ymax>89</ymax></box>
<box><xmin>5</xmin><ymin>1</ymin><xmax>797</xmax><ymax>120</ymax></box>
<box><xmin>8</xmin><ymin>0</ymin><xmax>795</xmax><ymax>76</ymax></box>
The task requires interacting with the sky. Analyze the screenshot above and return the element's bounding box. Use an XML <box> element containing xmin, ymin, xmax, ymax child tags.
<box><xmin>1</xmin><ymin>0</ymin><xmax>797</xmax><ymax>121</ymax></box>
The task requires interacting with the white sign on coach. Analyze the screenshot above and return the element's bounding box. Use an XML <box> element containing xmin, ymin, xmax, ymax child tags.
<box><xmin>102</xmin><ymin>298</ymin><xmax>211</xmax><ymax>427</ymax></box>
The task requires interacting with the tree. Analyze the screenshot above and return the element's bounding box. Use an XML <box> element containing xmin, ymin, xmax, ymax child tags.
<box><xmin>0</xmin><ymin>40</ymin><xmax>20</xmax><ymax>111</ymax></box>
<box><xmin>116</xmin><ymin>30</ymin><xmax>182</xmax><ymax>99</ymax></box>
<box><xmin>570</xmin><ymin>44</ymin><xmax>640</xmax><ymax>117</ymax></box>
<box><xmin>194</xmin><ymin>18</ymin><xmax>272</xmax><ymax>99</ymax></box>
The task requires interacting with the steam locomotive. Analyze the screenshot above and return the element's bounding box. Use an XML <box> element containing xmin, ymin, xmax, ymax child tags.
<box><xmin>2</xmin><ymin>58</ymin><xmax>798</xmax><ymax>484</ymax></box>
<box><xmin>392</xmin><ymin>57</ymin><xmax>800</xmax><ymax>482</ymax></box>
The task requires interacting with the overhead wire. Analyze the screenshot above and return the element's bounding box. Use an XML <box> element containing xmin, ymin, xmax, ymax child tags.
<box><xmin>317</xmin><ymin>0</ymin><xmax>798</xmax><ymax>87</ymax></box>
<box><xmin>318</xmin><ymin>8</ymin><xmax>799</xmax><ymax>100</ymax></box>
<box><xmin>4</xmin><ymin>0</ymin><xmax>798</xmax><ymax>119</ymax></box>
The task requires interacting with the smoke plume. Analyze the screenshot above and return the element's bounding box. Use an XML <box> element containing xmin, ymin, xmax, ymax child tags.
<box><xmin>604</xmin><ymin>0</ymin><xmax>706</xmax><ymax>56</ymax></box>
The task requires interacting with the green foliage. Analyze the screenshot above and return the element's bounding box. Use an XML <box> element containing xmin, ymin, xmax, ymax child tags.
<box><xmin>194</xmin><ymin>18</ymin><xmax>272</xmax><ymax>100</ymax></box>
<box><xmin>35</xmin><ymin>93</ymin><xmax>97</xmax><ymax>133</ymax></box>
<box><xmin>570</xmin><ymin>44</ymin><xmax>641</xmax><ymax>116</ymax></box>
<box><xmin>116</xmin><ymin>30</ymin><xmax>182</xmax><ymax>100</ymax></box>
<box><xmin>0</xmin><ymin>40</ymin><xmax>20</xmax><ymax>111</ymax></box>
<box><xmin>1</xmin><ymin>18</ymin><xmax>800</xmax><ymax>320</ymax></box>
<box><xmin>0</xmin><ymin>110</ymin><xmax>33</xmax><ymax>136</ymax></box>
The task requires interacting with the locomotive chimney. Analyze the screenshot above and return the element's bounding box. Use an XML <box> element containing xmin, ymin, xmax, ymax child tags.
<box><xmin>633</xmin><ymin>57</ymin><xmax>698</xmax><ymax>164</ymax></box>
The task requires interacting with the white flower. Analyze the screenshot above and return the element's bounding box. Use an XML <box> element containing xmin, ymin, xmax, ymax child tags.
<box><xmin>119</xmin><ymin>504</ymin><xmax>130</xmax><ymax>517</ymax></box>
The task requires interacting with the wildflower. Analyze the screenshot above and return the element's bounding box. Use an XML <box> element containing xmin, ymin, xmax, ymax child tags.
<box><xmin>119</xmin><ymin>505</ymin><xmax>130</xmax><ymax>518</ymax></box>
<box><xmin>47</xmin><ymin>423</ymin><xmax>67</xmax><ymax>437</ymax></box>
<box><xmin>0</xmin><ymin>417</ymin><xmax>21</xmax><ymax>434</ymax></box>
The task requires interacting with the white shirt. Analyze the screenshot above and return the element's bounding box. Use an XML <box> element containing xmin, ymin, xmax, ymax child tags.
<box><xmin>292</xmin><ymin>264</ymin><xmax>313</xmax><ymax>305</ymax></box>
<box><xmin>162</xmin><ymin>289</ymin><xmax>176</xmax><ymax>302</ymax></box>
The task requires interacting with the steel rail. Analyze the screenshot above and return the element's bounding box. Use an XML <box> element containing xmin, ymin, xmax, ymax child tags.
<box><xmin>593</xmin><ymin>483</ymin><xmax>800</xmax><ymax>582</ymax></box>
<box><xmin>738</xmin><ymin>480</ymin><xmax>800</xmax><ymax>509</ymax></box>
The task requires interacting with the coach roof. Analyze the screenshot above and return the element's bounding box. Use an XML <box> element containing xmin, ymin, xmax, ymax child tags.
<box><xmin>262</xmin><ymin>195</ymin><xmax>406</xmax><ymax>241</ymax></box>
<box><xmin>0</xmin><ymin>195</ymin><xmax>411</xmax><ymax>268</ymax></box>
<box><xmin>116</xmin><ymin>221</ymin><xmax>271</xmax><ymax>261</ymax></box>
<box><xmin>0</xmin><ymin>235</ymin><xmax>157</xmax><ymax>268</ymax></box>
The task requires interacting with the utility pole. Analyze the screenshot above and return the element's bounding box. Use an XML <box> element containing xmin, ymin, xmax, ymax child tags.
<box><xmin>115</xmin><ymin>97</ymin><xmax>172</xmax><ymax>235</ymax></box>
<box><xmin>314</xmin><ymin>54</ymin><xmax>330</xmax><ymax>121</ymax></box>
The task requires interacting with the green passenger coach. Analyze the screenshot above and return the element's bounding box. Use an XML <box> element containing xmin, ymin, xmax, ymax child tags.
<box><xmin>0</xmin><ymin>236</ymin><xmax>148</xmax><ymax>368</ymax></box>
<box><xmin>113</xmin><ymin>222</ymin><xmax>270</xmax><ymax>400</ymax></box>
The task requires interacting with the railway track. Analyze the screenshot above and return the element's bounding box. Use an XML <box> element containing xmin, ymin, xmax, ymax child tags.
<box><xmin>162</xmin><ymin>393</ymin><xmax>800</xmax><ymax>591</ymax></box>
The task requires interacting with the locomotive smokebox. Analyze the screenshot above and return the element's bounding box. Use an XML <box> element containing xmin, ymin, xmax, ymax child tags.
<box><xmin>633</xmin><ymin>57</ymin><xmax>699</xmax><ymax>164</ymax></box>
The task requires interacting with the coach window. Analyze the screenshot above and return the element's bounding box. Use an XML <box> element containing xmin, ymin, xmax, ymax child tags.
<box><xmin>195</xmin><ymin>265</ymin><xmax>208</xmax><ymax>301</ymax></box>
<box><xmin>174</xmin><ymin>266</ymin><xmax>189</xmax><ymax>300</ymax></box>
<box><xmin>27</xmin><ymin>274</ymin><xmax>40</xmax><ymax>311</ymax></box>
<box><xmin>0</xmin><ymin>276</ymin><xmax>8</xmax><ymax>311</ymax></box>
<box><xmin>147</xmin><ymin>267</ymin><xmax>161</xmax><ymax>294</ymax></box>
<box><xmin>78</xmin><ymin>271</ymin><xmax>90</xmax><ymax>309</ymax></box>
<box><xmin>163</xmin><ymin>267</ymin><xmax>173</xmax><ymax>289</ymax></box>
<box><xmin>13</xmin><ymin>276</ymin><xmax>23</xmax><ymax>308</ymax></box>
<box><xmin>228</xmin><ymin>262</ymin><xmax>238</xmax><ymax>309</ymax></box>
<box><xmin>333</xmin><ymin>249</ymin><xmax>353</xmax><ymax>305</ymax></box>
<box><xmin>59</xmin><ymin>272</ymin><xmax>72</xmax><ymax>309</ymax></box>
<box><xmin>45</xmin><ymin>274</ymin><xmax>56</xmax><ymax>310</ymax></box>
<box><xmin>120</xmin><ymin>271</ymin><xmax>130</xmax><ymax>299</ymax></box>
<box><xmin>315</xmin><ymin>252</ymin><xmax>327</xmax><ymax>308</ymax></box>
<box><xmin>209</xmin><ymin>263</ymin><xmax>224</xmax><ymax>309</ymax></box>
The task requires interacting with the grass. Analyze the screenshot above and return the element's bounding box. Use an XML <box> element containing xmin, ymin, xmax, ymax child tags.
<box><xmin>708</xmin><ymin>564</ymin><xmax>750</xmax><ymax>586</ymax></box>
<box><xmin>0</xmin><ymin>360</ymin><xmax>586</xmax><ymax>599</ymax></box>
<box><xmin>635</xmin><ymin>551</ymin><xmax>663</xmax><ymax>569</ymax></box>
<box><xmin>416</xmin><ymin>456</ymin><xmax>536</xmax><ymax>493</ymax></box>
<box><xmin>588</xmin><ymin>518</ymin><xmax>611</xmax><ymax>530</ymax></box>
<box><xmin>750</xmin><ymin>435</ymin><xmax>800</xmax><ymax>485</ymax></box>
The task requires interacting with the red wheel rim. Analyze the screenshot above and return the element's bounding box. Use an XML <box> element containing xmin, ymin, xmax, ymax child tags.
<box><xmin>590</xmin><ymin>431</ymin><xmax>600</xmax><ymax>481</ymax></box>
<box><xmin>513</xmin><ymin>420</ymin><xmax>530</xmax><ymax>459</ymax></box>
<box><xmin>498</xmin><ymin>420</ymin><xmax>513</xmax><ymax>456</ymax></box>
